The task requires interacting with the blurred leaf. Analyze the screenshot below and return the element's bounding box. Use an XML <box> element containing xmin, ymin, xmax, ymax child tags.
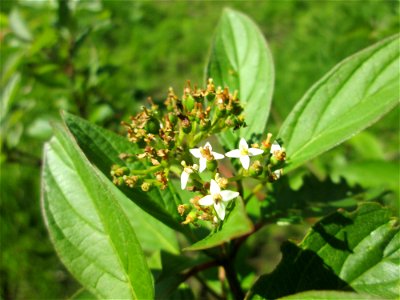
<box><xmin>185</xmin><ymin>198</ymin><xmax>253</xmax><ymax>251</ymax></box>
<box><xmin>207</xmin><ymin>8</ymin><xmax>274</xmax><ymax>148</ymax></box>
<box><xmin>0</xmin><ymin>73</ymin><xmax>21</xmax><ymax>122</ymax></box>
<box><xmin>248</xmin><ymin>203</ymin><xmax>399</xmax><ymax>299</ymax></box>
<box><xmin>9</xmin><ymin>9</ymin><xmax>32</xmax><ymax>41</ymax></box>
<box><xmin>347</xmin><ymin>131</ymin><xmax>385</xmax><ymax>160</ymax></box>
<box><xmin>42</xmin><ymin>126</ymin><xmax>154</xmax><ymax>299</ymax></box>
<box><xmin>27</xmin><ymin>118</ymin><xmax>53</xmax><ymax>140</ymax></box>
<box><xmin>334</xmin><ymin>160</ymin><xmax>399</xmax><ymax>193</ymax></box>
<box><xmin>63</xmin><ymin>112</ymin><xmax>184</xmax><ymax>232</ymax></box>
<box><xmin>279</xmin><ymin>35</ymin><xmax>400</xmax><ymax>171</ymax></box>
<box><xmin>88</xmin><ymin>104</ymin><xmax>113</xmax><ymax>124</ymax></box>
<box><xmin>278</xmin><ymin>290</ymin><xmax>382</xmax><ymax>300</ymax></box>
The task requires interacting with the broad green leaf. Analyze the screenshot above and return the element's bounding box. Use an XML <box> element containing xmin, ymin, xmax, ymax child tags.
<box><xmin>207</xmin><ymin>8</ymin><xmax>274</xmax><ymax>147</ymax></box>
<box><xmin>278</xmin><ymin>290</ymin><xmax>382</xmax><ymax>300</ymax></box>
<box><xmin>247</xmin><ymin>203</ymin><xmax>399</xmax><ymax>299</ymax></box>
<box><xmin>69</xmin><ymin>288</ymin><xmax>97</xmax><ymax>300</ymax></box>
<box><xmin>279</xmin><ymin>35</ymin><xmax>400</xmax><ymax>171</ymax></box>
<box><xmin>63</xmin><ymin>112</ymin><xmax>184</xmax><ymax>232</ymax></box>
<box><xmin>185</xmin><ymin>198</ymin><xmax>253</xmax><ymax>251</ymax></box>
<box><xmin>41</xmin><ymin>126</ymin><xmax>154</xmax><ymax>299</ymax></box>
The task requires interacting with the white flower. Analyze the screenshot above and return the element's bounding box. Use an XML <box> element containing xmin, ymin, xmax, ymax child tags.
<box><xmin>198</xmin><ymin>180</ymin><xmax>239</xmax><ymax>220</ymax></box>
<box><xmin>189</xmin><ymin>142</ymin><xmax>224</xmax><ymax>172</ymax></box>
<box><xmin>180</xmin><ymin>163</ymin><xmax>199</xmax><ymax>190</ymax></box>
<box><xmin>270</xmin><ymin>141</ymin><xmax>282</xmax><ymax>154</ymax></box>
<box><xmin>225</xmin><ymin>138</ymin><xmax>264</xmax><ymax>170</ymax></box>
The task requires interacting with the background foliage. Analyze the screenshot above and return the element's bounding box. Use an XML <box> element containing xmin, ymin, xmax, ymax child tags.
<box><xmin>1</xmin><ymin>0</ymin><xmax>398</xmax><ymax>299</ymax></box>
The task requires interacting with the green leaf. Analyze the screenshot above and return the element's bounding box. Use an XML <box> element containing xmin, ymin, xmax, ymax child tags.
<box><xmin>184</xmin><ymin>198</ymin><xmax>253</xmax><ymax>251</ymax></box>
<box><xmin>279</xmin><ymin>35</ymin><xmax>400</xmax><ymax>171</ymax></box>
<box><xmin>9</xmin><ymin>9</ymin><xmax>32</xmax><ymax>41</ymax></box>
<box><xmin>63</xmin><ymin>112</ymin><xmax>184</xmax><ymax>232</ymax></box>
<box><xmin>207</xmin><ymin>8</ymin><xmax>274</xmax><ymax>147</ymax></box>
<box><xmin>41</xmin><ymin>126</ymin><xmax>154</xmax><ymax>299</ymax></box>
<box><xmin>69</xmin><ymin>288</ymin><xmax>97</xmax><ymax>300</ymax></box>
<box><xmin>247</xmin><ymin>203</ymin><xmax>399</xmax><ymax>299</ymax></box>
<box><xmin>278</xmin><ymin>290</ymin><xmax>383</xmax><ymax>300</ymax></box>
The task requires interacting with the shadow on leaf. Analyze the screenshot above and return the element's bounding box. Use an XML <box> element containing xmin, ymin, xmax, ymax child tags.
<box><xmin>247</xmin><ymin>242</ymin><xmax>352</xmax><ymax>300</ymax></box>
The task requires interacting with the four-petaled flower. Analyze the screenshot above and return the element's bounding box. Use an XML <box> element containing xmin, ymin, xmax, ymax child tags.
<box><xmin>225</xmin><ymin>138</ymin><xmax>264</xmax><ymax>170</ymax></box>
<box><xmin>190</xmin><ymin>142</ymin><xmax>224</xmax><ymax>172</ymax></box>
<box><xmin>180</xmin><ymin>163</ymin><xmax>199</xmax><ymax>190</ymax></box>
<box><xmin>198</xmin><ymin>180</ymin><xmax>239</xmax><ymax>220</ymax></box>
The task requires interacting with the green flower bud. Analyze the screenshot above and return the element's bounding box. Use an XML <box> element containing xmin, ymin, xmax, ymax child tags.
<box><xmin>145</xmin><ymin>117</ymin><xmax>160</xmax><ymax>134</ymax></box>
<box><xmin>181</xmin><ymin>118</ymin><xmax>192</xmax><ymax>134</ymax></box>
<box><xmin>199</xmin><ymin>119</ymin><xmax>211</xmax><ymax>131</ymax></box>
<box><xmin>183</xmin><ymin>94</ymin><xmax>195</xmax><ymax>112</ymax></box>
<box><xmin>249</xmin><ymin>161</ymin><xmax>263</xmax><ymax>177</ymax></box>
<box><xmin>206</xmin><ymin>159</ymin><xmax>218</xmax><ymax>172</ymax></box>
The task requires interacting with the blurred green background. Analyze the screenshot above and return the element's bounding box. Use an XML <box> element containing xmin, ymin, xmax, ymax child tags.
<box><xmin>1</xmin><ymin>0</ymin><xmax>399</xmax><ymax>299</ymax></box>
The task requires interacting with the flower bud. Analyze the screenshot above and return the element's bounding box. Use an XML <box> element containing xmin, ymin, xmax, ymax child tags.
<box><xmin>181</xmin><ymin>118</ymin><xmax>192</xmax><ymax>134</ymax></box>
<box><xmin>249</xmin><ymin>160</ymin><xmax>263</xmax><ymax>177</ymax></box>
<box><xmin>145</xmin><ymin>117</ymin><xmax>161</xmax><ymax>134</ymax></box>
<box><xmin>206</xmin><ymin>159</ymin><xmax>218</xmax><ymax>172</ymax></box>
<box><xmin>141</xmin><ymin>182</ymin><xmax>151</xmax><ymax>192</ymax></box>
<box><xmin>182</xmin><ymin>211</ymin><xmax>197</xmax><ymax>225</ymax></box>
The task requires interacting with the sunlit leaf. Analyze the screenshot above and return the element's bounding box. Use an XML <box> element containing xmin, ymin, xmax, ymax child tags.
<box><xmin>278</xmin><ymin>290</ymin><xmax>382</xmax><ymax>300</ymax></box>
<box><xmin>41</xmin><ymin>126</ymin><xmax>153</xmax><ymax>299</ymax></box>
<box><xmin>279</xmin><ymin>35</ymin><xmax>400</xmax><ymax>171</ymax></box>
<box><xmin>63</xmin><ymin>112</ymin><xmax>184</xmax><ymax>233</ymax></box>
<box><xmin>207</xmin><ymin>8</ymin><xmax>274</xmax><ymax>148</ymax></box>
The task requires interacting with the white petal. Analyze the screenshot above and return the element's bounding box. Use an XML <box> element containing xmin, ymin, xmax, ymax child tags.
<box><xmin>220</xmin><ymin>190</ymin><xmax>239</xmax><ymax>201</ymax></box>
<box><xmin>199</xmin><ymin>158</ymin><xmax>207</xmax><ymax>172</ymax></box>
<box><xmin>210</xmin><ymin>179</ymin><xmax>221</xmax><ymax>195</ymax></box>
<box><xmin>212</xmin><ymin>151</ymin><xmax>225</xmax><ymax>160</ymax></box>
<box><xmin>239</xmin><ymin>138</ymin><xmax>248</xmax><ymax>151</ymax></box>
<box><xmin>198</xmin><ymin>195</ymin><xmax>214</xmax><ymax>206</ymax></box>
<box><xmin>204</xmin><ymin>142</ymin><xmax>212</xmax><ymax>151</ymax></box>
<box><xmin>214</xmin><ymin>202</ymin><xmax>226</xmax><ymax>220</ymax></box>
<box><xmin>248</xmin><ymin>148</ymin><xmax>264</xmax><ymax>156</ymax></box>
<box><xmin>180</xmin><ymin>171</ymin><xmax>189</xmax><ymax>190</ymax></box>
<box><xmin>270</xmin><ymin>142</ymin><xmax>281</xmax><ymax>153</ymax></box>
<box><xmin>190</xmin><ymin>148</ymin><xmax>201</xmax><ymax>158</ymax></box>
<box><xmin>225</xmin><ymin>149</ymin><xmax>241</xmax><ymax>158</ymax></box>
<box><xmin>240</xmin><ymin>155</ymin><xmax>250</xmax><ymax>170</ymax></box>
<box><xmin>274</xmin><ymin>169</ymin><xmax>282</xmax><ymax>179</ymax></box>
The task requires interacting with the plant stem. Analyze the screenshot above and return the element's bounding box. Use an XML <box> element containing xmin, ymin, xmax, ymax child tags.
<box><xmin>221</xmin><ymin>261</ymin><xmax>244</xmax><ymax>300</ymax></box>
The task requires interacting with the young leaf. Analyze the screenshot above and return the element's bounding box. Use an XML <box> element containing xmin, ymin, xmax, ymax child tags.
<box><xmin>41</xmin><ymin>126</ymin><xmax>154</xmax><ymax>299</ymax></box>
<box><xmin>247</xmin><ymin>203</ymin><xmax>399</xmax><ymax>299</ymax></box>
<box><xmin>207</xmin><ymin>8</ymin><xmax>274</xmax><ymax>146</ymax></box>
<box><xmin>184</xmin><ymin>199</ymin><xmax>253</xmax><ymax>251</ymax></box>
<box><xmin>279</xmin><ymin>35</ymin><xmax>400</xmax><ymax>171</ymax></box>
<box><xmin>63</xmin><ymin>112</ymin><xmax>184</xmax><ymax>232</ymax></box>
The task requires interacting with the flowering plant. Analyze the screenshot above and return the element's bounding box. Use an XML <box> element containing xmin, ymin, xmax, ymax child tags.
<box><xmin>41</xmin><ymin>9</ymin><xmax>399</xmax><ymax>300</ymax></box>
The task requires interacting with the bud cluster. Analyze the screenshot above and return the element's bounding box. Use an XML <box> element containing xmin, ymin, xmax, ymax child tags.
<box><xmin>110</xmin><ymin>79</ymin><xmax>287</xmax><ymax>226</ymax></box>
<box><xmin>111</xmin><ymin>79</ymin><xmax>246</xmax><ymax>191</ymax></box>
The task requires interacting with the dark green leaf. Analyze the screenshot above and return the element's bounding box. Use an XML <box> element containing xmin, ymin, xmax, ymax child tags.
<box><xmin>279</xmin><ymin>35</ymin><xmax>400</xmax><ymax>171</ymax></box>
<box><xmin>247</xmin><ymin>203</ymin><xmax>399</xmax><ymax>299</ymax></box>
<box><xmin>207</xmin><ymin>8</ymin><xmax>274</xmax><ymax>146</ymax></box>
<box><xmin>41</xmin><ymin>126</ymin><xmax>153</xmax><ymax>299</ymax></box>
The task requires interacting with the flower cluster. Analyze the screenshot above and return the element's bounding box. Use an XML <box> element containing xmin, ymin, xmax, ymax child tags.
<box><xmin>111</xmin><ymin>79</ymin><xmax>286</xmax><ymax>225</ymax></box>
<box><xmin>179</xmin><ymin>136</ymin><xmax>286</xmax><ymax>223</ymax></box>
